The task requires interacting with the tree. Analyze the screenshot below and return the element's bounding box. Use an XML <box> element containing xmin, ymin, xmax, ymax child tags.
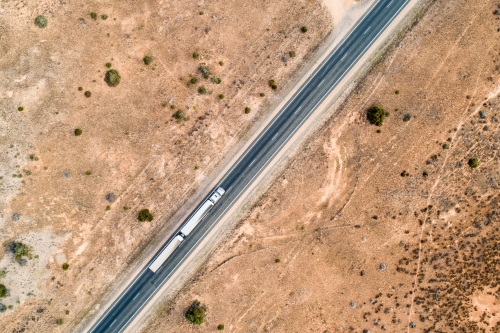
<box><xmin>105</xmin><ymin>69</ymin><xmax>121</xmax><ymax>87</ymax></box>
<box><xmin>367</xmin><ymin>105</ymin><xmax>386</xmax><ymax>126</ymax></box>
<box><xmin>137</xmin><ymin>209</ymin><xmax>153</xmax><ymax>222</ymax></box>
<box><xmin>185</xmin><ymin>301</ymin><xmax>206</xmax><ymax>325</ymax></box>
<box><xmin>34</xmin><ymin>15</ymin><xmax>48</xmax><ymax>28</ymax></box>
<box><xmin>468</xmin><ymin>158</ymin><xmax>478</xmax><ymax>168</ymax></box>
<box><xmin>143</xmin><ymin>56</ymin><xmax>153</xmax><ymax>65</ymax></box>
<box><xmin>9</xmin><ymin>241</ymin><xmax>31</xmax><ymax>263</ymax></box>
<box><xmin>0</xmin><ymin>284</ymin><xmax>7</xmax><ymax>298</ymax></box>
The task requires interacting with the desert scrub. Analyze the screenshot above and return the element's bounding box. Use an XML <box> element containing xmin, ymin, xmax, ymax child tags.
<box><xmin>395</xmin><ymin>89</ymin><xmax>400</xmax><ymax>94</ymax></box>
<box><xmin>56</xmin><ymin>319</ymin><xmax>63</xmax><ymax>326</ymax></box>
<box><xmin>189</xmin><ymin>77</ymin><xmax>199</xmax><ymax>85</ymax></box>
<box><xmin>217</xmin><ymin>324</ymin><xmax>225</xmax><ymax>330</ymax></box>
<box><xmin>289</xmin><ymin>51</ymin><xmax>296</xmax><ymax>58</ymax></box>
<box><xmin>85</xmin><ymin>170</ymin><xmax>92</xmax><ymax>176</ymax></box>
<box><xmin>143</xmin><ymin>55</ymin><xmax>153</xmax><ymax>65</ymax></box>
<box><xmin>105</xmin><ymin>62</ymin><xmax>112</xmax><ymax>68</ymax></box>
<box><xmin>9</xmin><ymin>241</ymin><xmax>31</xmax><ymax>263</ymax></box>
<box><xmin>301</xmin><ymin>26</ymin><xmax>308</xmax><ymax>33</ymax></box>
<box><xmin>192</xmin><ymin>51</ymin><xmax>199</xmax><ymax>59</ymax></box>
<box><xmin>62</xmin><ymin>263</ymin><xmax>69</xmax><ymax>270</ymax></box>
<box><xmin>84</xmin><ymin>91</ymin><xmax>91</xmax><ymax>98</ymax></box>
<box><xmin>259</xmin><ymin>92</ymin><xmax>265</xmax><ymax>97</ymax></box>
<box><xmin>74</xmin><ymin>128</ymin><xmax>82</xmax><ymax>136</ymax></box>
<box><xmin>244</xmin><ymin>107</ymin><xmax>251</xmax><ymax>114</ymax></box>
<box><xmin>198</xmin><ymin>65</ymin><xmax>210</xmax><ymax>79</ymax></box>
<box><xmin>101</xmin><ymin>14</ymin><xmax>108</xmax><ymax>20</ymax></box>
<box><xmin>198</xmin><ymin>86</ymin><xmax>207</xmax><ymax>94</ymax></box>
<box><xmin>185</xmin><ymin>301</ymin><xmax>206</xmax><ymax>325</ymax></box>
<box><xmin>90</xmin><ymin>12</ymin><xmax>97</xmax><ymax>20</ymax></box>
<box><xmin>138</xmin><ymin>209</ymin><xmax>153</xmax><ymax>222</ymax></box>
<box><xmin>367</xmin><ymin>105</ymin><xmax>386</xmax><ymax>126</ymax></box>
<box><xmin>268</xmin><ymin>79</ymin><xmax>278</xmax><ymax>90</ymax></box>
<box><xmin>104</xmin><ymin>69</ymin><xmax>121</xmax><ymax>87</ymax></box>
<box><xmin>218</xmin><ymin>94</ymin><xmax>224</xmax><ymax>100</ymax></box>
<box><xmin>442</xmin><ymin>143</ymin><xmax>450</xmax><ymax>149</ymax></box>
<box><xmin>34</xmin><ymin>15</ymin><xmax>48</xmax><ymax>28</ymax></box>
<box><xmin>468</xmin><ymin>158</ymin><xmax>479</xmax><ymax>168</ymax></box>
<box><xmin>0</xmin><ymin>284</ymin><xmax>6</xmax><ymax>298</ymax></box>
<box><xmin>219</xmin><ymin>61</ymin><xmax>224</xmax><ymax>66</ymax></box>
<box><xmin>211</xmin><ymin>76</ymin><xmax>222</xmax><ymax>84</ymax></box>
<box><xmin>172</xmin><ymin>110</ymin><xmax>187</xmax><ymax>122</ymax></box>
<box><xmin>17</xmin><ymin>106</ymin><xmax>24</xmax><ymax>111</ymax></box>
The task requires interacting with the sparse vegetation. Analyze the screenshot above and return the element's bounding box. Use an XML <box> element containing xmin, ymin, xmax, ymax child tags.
<box><xmin>185</xmin><ymin>301</ymin><xmax>206</xmax><ymax>325</ymax></box>
<box><xmin>192</xmin><ymin>51</ymin><xmax>199</xmax><ymax>59</ymax></box>
<box><xmin>403</xmin><ymin>114</ymin><xmax>412</xmax><ymax>122</ymax></box>
<box><xmin>90</xmin><ymin>12</ymin><xmax>97</xmax><ymax>20</ymax></box>
<box><xmin>101</xmin><ymin>14</ymin><xmax>108</xmax><ymax>20</ymax></box>
<box><xmin>34</xmin><ymin>15</ymin><xmax>48</xmax><ymax>28</ymax></box>
<box><xmin>173</xmin><ymin>110</ymin><xmax>187</xmax><ymax>121</ymax></box>
<box><xmin>198</xmin><ymin>86</ymin><xmax>207</xmax><ymax>94</ymax></box>
<box><xmin>105</xmin><ymin>62</ymin><xmax>112</xmax><ymax>68</ymax></box>
<box><xmin>300</xmin><ymin>26</ymin><xmax>308</xmax><ymax>33</ymax></box>
<box><xmin>74</xmin><ymin>128</ymin><xmax>82</xmax><ymax>136</ymax></box>
<box><xmin>211</xmin><ymin>76</ymin><xmax>222</xmax><ymax>84</ymax></box>
<box><xmin>244</xmin><ymin>107</ymin><xmax>251</xmax><ymax>114</ymax></box>
<box><xmin>55</xmin><ymin>318</ymin><xmax>63</xmax><ymax>326</ymax></box>
<box><xmin>190</xmin><ymin>77</ymin><xmax>199</xmax><ymax>85</ymax></box>
<box><xmin>78</xmin><ymin>87</ymin><xmax>83</xmax><ymax>91</ymax></box>
<box><xmin>138</xmin><ymin>209</ymin><xmax>153</xmax><ymax>222</ymax></box>
<box><xmin>468</xmin><ymin>158</ymin><xmax>478</xmax><ymax>168</ymax></box>
<box><xmin>9</xmin><ymin>241</ymin><xmax>31</xmax><ymax>263</ymax></box>
<box><xmin>104</xmin><ymin>69</ymin><xmax>121</xmax><ymax>87</ymax></box>
<box><xmin>62</xmin><ymin>263</ymin><xmax>69</xmax><ymax>270</ymax></box>
<box><xmin>275</xmin><ymin>258</ymin><xmax>281</xmax><ymax>263</ymax></box>
<box><xmin>0</xmin><ymin>284</ymin><xmax>6</xmax><ymax>298</ymax></box>
<box><xmin>395</xmin><ymin>89</ymin><xmax>400</xmax><ymax>94</ymax></box>
<box><xmin>259</xmin><ymin>92</ymin><xmax>265</xmax><ymax>97</ymax></box>
<box><xmin>198</xmin><ymin>65</ymin><xmax>210</xmax><ymax>79</ymax></box>
<box><xmin>217</xmin><ymin>324</ymin><xmax>225</xmax><ymax>330</ymax></box>
<box><xmin>106</xmin><ymin>205</ymin><xmax>111</xmax><ymax>211</ymax></box>
<box><xmin>269</xmin><ymin>79</ymin><xmax>278</xmax><ymax>90</ymax></box>
<box><xmin>84</xmin><ymin>91</ymin><xmax>91</xmax><ymax>98</ymax></box>
<box><xmin>218</xmin><ymin>94</ymin><xmax>224</xmax><ymax>100</ymax></box>
<box><xmin>219</xmin><ymin>61</ymin><xmax>224</xmax><ymax>66</ymax></box>
<box><xmin>442</xmin><ymin>143</ymin><xmax>450</xmax><ymax>149</ymax></box>
<box><xmin>85</xmin><ymin>171</ymin><xmax>92</xmax><ymax>176</ymax></box>
<box><xmin>17</xmin><ymin>106</ymin><xmax>24</xmax><ymax>111</ymax></box>
<box><xmin>289</xmin><ymin>51</ymin><xmax>296</xmax><ymax>58</ymax></box>
<box><xmin>143</xmin><ymin>55</ymin><xmax>153</xmax><ymax>65</ymax></box>
<box><xmin>367</xmin><ymin>105</ymin><xmax>386</xmax><ymax>126</ymax></box>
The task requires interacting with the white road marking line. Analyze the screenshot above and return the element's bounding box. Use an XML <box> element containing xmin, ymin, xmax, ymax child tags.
<box><xmin>318</xmin><ymin>79</ymin><xmax>325</xmax><ymax>87</ymax></box>
<box><xmin>341</xmin><ymin>54</ymin><xmax>347</xmax><ymax>61</ymax></box>
<box><xmin>271</xmin><ymin>133</ymin><xmax>278</xmax><ymax>141</ymax></box>
<box><xmin>132</xmin><ymin>293</ymin><xmax>139</xmax><ymax>301</ymax></box>
<box><xmin>363</xmin><ymin>26</ymin><xmax>371</xmax><ymax>35</ymax></box>
<box><xmin>387</xmin><ymin>0</ymin><xmax>393</xmax><ymax>7</ymax></box>
<box><xmin>110</xmin><ymin>320</ymin><xmax>117</xmax><ymax>327</ymax></box>
<box><xmin>249</xmin><ymin>159</ymin><xmax>256</xmax><ymax>167</ymax></box>
<box><xmin>294</xmin><ymin>106</ymin><xmax>302</xmax><ymax>114</ymax></box>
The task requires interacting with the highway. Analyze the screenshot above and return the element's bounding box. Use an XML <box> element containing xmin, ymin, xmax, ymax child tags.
<box><xmin>88</xmin><ymin>0</ymin><xmax>409</xmax><ymax>331</ymax></box>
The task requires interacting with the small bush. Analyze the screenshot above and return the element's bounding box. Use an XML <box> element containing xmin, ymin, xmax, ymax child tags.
<box><xmin>106</xmin><ymin>205</ymin><xmax>111</xmax><ymax>211</ymax></box>
<box><xmin>84</xmin><ymin>91</ymin><xmax>91</xmax><ymax>98</ymax></box>
<box><xmin>269</xmin><ymin>79</ymin><xmax>278</xmax><ymax>90</ymax></box>
<box><xmin>395</xmin><ymin>90</ymin><xmax>400</xmax><ymax>95</ymax></box>
<box><xmin>185</xmin><ymin>301</ymin><xmax>206</xmax><ymax>325</ymax></box>
<box><xmin>198</xmin><ymin>65</ymin><xmax>210</xmax><ymax>79</ymax></box>
<box><xmin>219</xmin><ymin>61</ymin><xmax>224</xmax><ymax>66</ymax></box>
<box><xmin>56</xmin><ymin>318</ymin><xmax>63</xmax><ymax>326</ymax></box>
<box><xmin>244</xmin><ymin>107</ymin><xmax>251</xmax><ymax>114</ymax></box>
<box><xmin>376</xmin><ymin>129</ymin><xmax>381</xmax><ymax>133</ymax></box>
<box><xmin>289</xmin><ymin>51</ymin><xmax>296</xmax><ymax>58</ymax></box>
<box><xmin>62</xmin><ymin>263</ymin><xmax>69</xmax><ymax>270</ymax></box>
<box><xmin>0</xmin><ymin>284</ymin><xmax>6</xmax><ymax>298</ymax></box>
<box><xmin>217</xmin><ymin>324</ymin><xmax>225</xmax><ymax>330</ymax></box>
<box><xmin>366</xmin><ymin>105</ymin><xmax>386</xmax><ymax>126</ymax></box>
<box><xmin>90</xmin><ymin>12</ymin><xmax>97</xmax><ymax>20</ymax></box>
<box><xmin>192</xmin><ymin>51</ymin><xmax>199</xmax><ymax>59</ymax></box>
<box><xmin>403</xmin><ymin>114</ymin><xmax>412</xmax><ymax>122</ymax></box>
<box><xmin>259</xmin><ymin>92</ymin><xmax>265</xmax><ymax>97</ymax></box>
<box><xmin>34</xmin><ymin>15</ymin><xmax>48</xmax><ymax>28</ymax></box>
<box><xmin>101</xmin><ymin>14</ymin><xmax>108</xmax><ymax>20</ymax></box>
<box><xmin>138</xmin><ymin>209</ymin><xmax>153</xmax><ymax>222</ymax></box>
<box><xmin>211</xmin><ymin>77</ymin><xmax>222</xmax><ymax>84</ymax></box>
<box><xmin>172</xmin><ymin>110</ymin><xmax>186</xmax><ymax>121</ymax></box>
<box><xmin>9</xmin><ymin>241</ymin><xmax>31</xmax><ymax>263</ymax></box>
<box><xmin>300</xmin><ymin>26</ymin><xmax>308</xmax><ymax>33</ymax></box>
<box><xmin>468</xmin><ymin>158</ymin><xmax>478</xmax><ymax>168</ymax></box>
<box><xmin>198</xmin><ymin>86</ymin><xmax>207</xmax><ymax>95</ymax></box>
<box><xmin>190</xmin><ymin>77</ymin><xmax>199</xmax><ymax>85</ymax></box>
<box><xmin>442</xmin><ymin>143</ymin><xmax>450</xmax><ymax>149</ymax></box>
<box><xmin>143</xmin><ymin>55</ymin><xmax>153</xmax><ymax>65</ymax></box>
<box><xmin>78</xmin><ymin>86</ymin><xmax>83</xmax><ymax>91</ymax></box>
<box><xmin>85</xmin><ymin>171</ymin><xmax>92</xmax><ymax>176</ymax></box>
<box><xmin>74</xmin><ymin>128</ymin><xmax>82</xmax><ymax>136</ymax></box>
<box><xmin>18</xmin><ymin>106</ymin><xmax>24</xmax><ymax>111</ymax></box>
<box><xmin>275</xmin><ymin>258</ymin><xmax>281</xmax><ymax>263</ymax></box>
<box><xmin>104</xmin><ymin>69</ymin><xmax>121</xmax><ymax>87</ymax></box>
<box><xmin>105</xmin><ymin>62</ymin><xmax>112</xmax><ymax>68</ymax></box>
<box><xmin>218</xmin><ymin>94</ymin><xmax>224</xmax><ymax>100</ymax></box>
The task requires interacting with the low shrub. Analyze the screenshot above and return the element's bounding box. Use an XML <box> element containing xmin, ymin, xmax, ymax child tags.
<box><xmin>403</xmin><ymin>114</ymin><xmax>412</xmax><ymax>122</ymax></box>
<box><xmin>74</xmin><ymin>128</ymin><xmax>82</xmax><ymax>136</ymax></box>
<box><xmin>301</xmin><ymin>26</ymin><xmax>308</xmax><ymax>33</ymax></box>
<box><xmin>62</xmin><ymin>263</ymin><xmax>69</xmax><ymax>270</ymax></box>
<box><xmin>269</xmin><ymin>79</ymin><xmax>278</xmax><ymax>90</ymax></box>
<box><xmin>18</xmin><ymin>106</ymin><xmax>24</xmax><ymax>111</ymax></box>
<box><xmin>90</xmin><ymin>12</ymin><xmax>97</xmax><ymax>20</ymax></box>
<box><xmin>395</xmin><ymin>90</ymin><xmax>400</xmax><ymax>95</ymax></box>
<box><xmin>78</xmin><ymin>87</ymin><xmax>83</xmax><ymax>91</ymax></box>
<box><xmin>211</xmin><ymin>76</ymin><xmax>222</xmax><ymax>84</ymax></box>
<box><xmin>289</xmin><ymin>51</ymin><xmax>296</xmax><ymax>58</ymax></box>
<box><xmin>275</xmin><ymin>258</ymin><xmax>281</xmax><ymax>263</ymax></box>
<box><xmin>468</xmin><ymin>158</ymin><xmax>478</xmax><ymax>168</ymax></box>
<box><xmin>442</xmin><ymin>143</ymin><xmax>449</xmax><ymax>149</ymax></box>
<box><xmin>366</xmin><ymin>105</ymin><xmax>386</xmax><ymax>126</ymax></box>
<box><xmin>9</xmin><ymin>241</ymin><xmax>31</xmax><ymax>263</ymax></box>
<box><xmin>219</xmin><ymin>61</ymin><xmax>224</xmax><ymax>66</ymax></box>
<box><xmin>198</xmin><ymin>65</ymin><xmax>210</xmax><ymax>79</ymax></box>
<box><xmin>105</xmin><ymin>62</ymin><xmax>112</xmax><ymax>68</ymax></box>
<box><xmin>0</xmin><ymin>284</ymin><xmax>6</xmax><ymax>298</ymax></box>
<box><xmin>85</xmin><ymin>171</ymin><xmax>92</xmax><ymax>176</ymax></box>
<box><xmin>84</xmin><ymin>91</ymin><xmax>91</xmax><ymax>98</ymax></box>
<box><xmin>104</xmin><ymin>69</ymin><xmax>121</xmax><ymax>87</ymax></box>
<box><xmin>190</xmin><ymin>77</ymin><xmax>199</xmax><ymax>85</ymax></box>
<box><xmin>217</xmin><ymin>324</ymin><xmax>225</xmax><ymax>330</ymax></box>
<box><xmin>218</xmin><ymin>94</ymin><xmax>224</xmax><ymax>100</ymax></box>
<box><xmin>143</xmin><ymin>55</ymin><xmax>153</xmax><ymax>65</ymax></box>
<box><xmin>259</xmin><ymin>92</ymin><xmax>265</xmax><ymax>97</ymax></box>
<box><xmin>138</xmin><ymin>209</ymin><xmax>153</xmax><ymax>222</ymax></box>
<box><xmin>198</xmin><ymin>86</ymin><xmax>207</xmax><ymax>94</ymax></box>
<box><xmin>244</xmin><ymin>107</ymin><xmax>251</xmax><ymax>114</ymax></box>
<box><xmin>193</xmin><ymin>51</ymin><xmax>199</xmax><ymax>59</ymax></box>
<box><xmin>186</xmin><ymin>301</ymin><xmax>206</xmax><ymax>325</ymax></box>
<box><xmin>101</xmin><ymin>14</ymin><xmax>108</xmax><ymax>20</ymax></box>
<box><xmin>172</xmin><ymin>110</ymin><xmax>186</xmax><ymax>121</ymax></box>
<box><xmin>34</xmin><ymin>15</ymin><xmax>48</xmax><ymax>28</ymax></box>
<box><xmin>56</xmin><ymin>319</ymin><xmax>63</xmax><ymax>326</ymax></box>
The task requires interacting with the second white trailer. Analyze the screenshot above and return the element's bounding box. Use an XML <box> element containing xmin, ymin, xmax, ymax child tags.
<box><xmin>179</xmin><ymin>200</ymin><xmax>214</xmax><ymax>237</ymax></box>
<box><xmin>149</xmin><ymin>235</ymin><xmax>184</xmax><ymax>273</ymax></box>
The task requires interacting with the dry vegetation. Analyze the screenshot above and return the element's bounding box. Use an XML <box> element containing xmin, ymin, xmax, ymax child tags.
<box><xmin>142</xmin><ymin>0</ymin><xmax>500</xmax><ymax>332</ymax></box>
<box><xmin>0</xmin><ymin>0</ymin><xmax>336</xmax><ymax>331</ymax></box>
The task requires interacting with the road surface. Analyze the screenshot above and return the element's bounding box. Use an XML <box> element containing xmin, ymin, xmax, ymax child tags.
<box><xmin>88</xmin><ymin>0</ymin><xmax>409</xmax><ymax>331</ymax></box>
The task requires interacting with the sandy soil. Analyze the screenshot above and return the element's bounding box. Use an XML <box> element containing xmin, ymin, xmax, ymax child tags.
<box><xmin>0</xmin><ymin>0</ymin><xmax>351</xmax><ymax>331</ymax></box>
<box><xmin>141</xmin><ymin>0</ymin><xmax>500</xmax><ymax>332</ymax></box>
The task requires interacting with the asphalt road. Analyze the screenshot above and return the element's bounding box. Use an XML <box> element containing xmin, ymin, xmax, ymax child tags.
<box><xmin>88</xmin><ymin>0</ymin><xmax>409</xmax><ymax>331</ymax></box>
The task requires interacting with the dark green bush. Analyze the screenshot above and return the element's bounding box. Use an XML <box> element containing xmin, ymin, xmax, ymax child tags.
<box><xmin>34</xmin><ymin>15</ymin><xmax>48</xmax><ymax>28</ymax></box>
<box><xmin>105</xmin><ymin>62</ymin><xmax>112</xmax><ymax>68</ymax></box>
<box><xmin>56</xmin><ymin>318</ymin><xmax>63</xmax><ymax>326</ymax></box>
<box><xmin>442</xmin><ymin>143</ymin><xmax>449</xmax><ymax>149</ymax></box>
<box><xmin>9</xmin><ymin>241</ymin><xmax>31</xmax><ymax>262</ymax></box>
<box><xmin>193</xmin><ymin>51</ymin><xmax>199</xmax><ymax>59</ymax></box>
<box><xmin>190</xmin><ymin>77</ymin><xmax>199</xmax><ymax>85</ymax></box>
<box><xmin>104</xmin><ymin>69</ymin><xmax>121</xmax><ymax>87</ymax></box>
<box><xmin>84</xmin><ymin>91</ymin><xmax>91</xmax><ymax>98</ymax></box>
<box><xmin>185</xmin><ymin>301</ymin><xmax>206</xmax><ymax>325</ymax></box>
<box><xmin>101</xmin><ymin>14</ymin><xmax>108</xmax><ymax>20</ymax></box>
<box><xmin>212</xmin><ymin>76</ymin><xmax>222</xmax><ymax>84</ymax></box>
<box><xmin>78</xmin><ymin>86</ymin><xmax>83</xmax><ymax>91</ymax></box>
<box><xmin>289</xmin><ymin>51</ymin><xmax>296</xmax><ymax>58</ymax></box>
<box><xmin>217</xmin><ymin>324</ymin><xmax>225</xmax><ymax>330</ymax></box>
<box><xmin>244</xmin><ymin>107</ymin><xmax>251</xmax><ymax>114</ymax></box>
<box><xmin>218</xmin><ymin>94</ymin><xmax>224</xmax><ymax>100</ymax></box>
<box><xmin>269</xmin><ymin>79</ymin><xmax>278</xmax><ymax>90</ymax></box>
<box><xmin>198</xmin><ymin>65</ymin><xmax>210</xmax><ymax>79</ymax></box>
<box><xmin>198</xmin><ymin>86</ymin><xmax>207</xmax><ymax>94</ymax></box>
<box><xmin>90</xmin><ymin>12</ymin><xmax>97</xmax><ymax>20</ymax></box>
<box><xmin>259</xmin><ymin>92</ymin><xmax>265</xmax><ymax>97</ymax></box>
<box><xmin>138</xmin><ymin>209</ymin><xmax>153</xmax><ymax>222</ymax></box>
<box><xmin>0</xmin><ymin>284</ymin><xmax>6</xmax><ymax>298</ymax></box>
<box><xmin>275</xmin><ymin>258</ymin><xmax>281</xmax><ymax>263</ymax></box>
<box><xmin>395</xmin><ymin>90</ymin><xmax>400</xmax><ymax>95</ymax></box>
<box><xmin>219</xmin><ymin>61</ymin><xmax>224</xmax><ymax>66</ymax></box>
<box><xmin>143</xmin><ymin>55</ymin><xmax>153</xmax><ymax>65</ymax></box>
<box><xmin>62</xmin><ymin>263</ymin><xmax>69</xmax><ymax>270</ymax></box>
<box><xmin>172</xmin><ymin>110</ymin><xmax>186</xmax><ymax>121</ymax></box>
<box><xmin>74</xmin><ymin>128</ymin><xmax>82</xmax><ymax>136</ymax></box>
<box><xmin>300</xmin><ymin>26</ymin><xmax>308</xmax><ymax>33</ymax></box>
<box><xmin>403</xmin><ymin>114</ymin><xmax>412</xmax><ymax>122</ymax></box>
<box><xmin>18</xmin><ymin>106</ymin><xmax>24</xmax><ymax>111</ymax></box>
<box><xmin>367</xmin><ymin>105</ymin><xmax>386</xmax><ymax>126</ymax></box>
<box><xmin>468</xmin><ymin>158</ymin><xmax>478</xmax><ymax>168</ymax></box>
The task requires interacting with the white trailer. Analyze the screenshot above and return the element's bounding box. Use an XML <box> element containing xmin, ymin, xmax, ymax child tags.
<box><xmin>180</xmin><ymin>200</ymin><xmax>214</xmax><ymax>237</ymax></box>
<box><xmin>149</xmin><ymin>235</ymin><xmax>184</xmax><ymax>273</ymax></box>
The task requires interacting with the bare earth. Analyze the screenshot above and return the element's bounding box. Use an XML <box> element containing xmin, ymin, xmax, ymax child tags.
<box><xmin>0</xmin><ymin>0</ymin><xmax>350</xmax><ymax>331</ymax></box>
<box><xmin>141</xmin><ymin>0</ymin><xmax>500</xmax><ymax>332</ymax></box>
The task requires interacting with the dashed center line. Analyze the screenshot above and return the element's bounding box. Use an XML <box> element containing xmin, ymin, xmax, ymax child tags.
<box><xmin>318</xmin><ymin>79</ymin><xmax>325</xmax><ymax>87</ymax></box>
<box><xmin>132</xmin><ymin>293</ymin><xmax>139</xmax><ymax>301</ymax></box>
<box><xmin>271</xmin><ymin>133</ymin><xmax>278</xmax><ymax>141</ymax></box>
<box><xmin>363</xmin><ymin>26</ymin><xmax>371</xmax><ymax>35</ymax></box>
<box><xmin>341</xmin><ymin>54</ymin><xmax>347</xmax><ymax>61</ymax></box>
<box><xmin>387</xmin><ymin>0</ymin><xmax>393</xmax><ymax>7</ymax></box>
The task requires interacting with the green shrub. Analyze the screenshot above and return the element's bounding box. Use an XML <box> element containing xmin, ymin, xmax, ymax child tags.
<box><xmin>259</xmin><ymin>92</ymin><xmax>265</xmax><ymax>97</ymax></box>
<box><xmin>185</xmin><ymin>301</ymin><xmax>206</xmax><ymax>325</ymax></box>
<box><xmin>300</xmin><ymin>26</ymin><xmax>308</xmax><ymax>33</ymax></box>
<box><xmin>74</xmin><ymin>128</ymin><xmax>82</xmax><ymax>136</ymax></box>
<box><xmin>366</xmin><ymin>105</ymin><xmax>386</xmax><ymax>126</ymax></box>
<box><xmin>198</xmin><ymin>86</ymin><xmax>207</xmax><ymax>94</ymax></box>
<box><xmin>0</xmin><ymin>284</ymin><xmax>6</xmax><ymax>298</ymax></box>
<box><xmin>34</xmin><ymin>15</ymin><xmax>48</xmax><ymax>28</ymax></box>
<box><xmin>9</xmin><ymin>241</ymin><xmax>31</xmax><ymax>263</ymax></box>
<box><xmin>101</xmin><ymin>14</ymin><xmax>108</xmax><ymax>20</ymax></box>
<box><xmin>269</xmin><ymin>79</ymin><xmax>278</xmax><ymax>90</ymax></box>
<box><xmin>218</xmin><ymin>94</ymin><xmax>224</xmax><ymax>100</ymax></box>
<box><xmin>275</xmin><ymin>258</ymin><xmax>281</xmax><ymax>263</ymax></box>
<box><xmin>62</xmin><ymin>263</ymin><xmax>69</xmax><ymax>270</ymax></box>
<box><xmin>468</xmin><ymin>158</ymin><xmax>478</xmax><ymax>168</ymax></box>
<box><xmin>217</xmin><ymin>324</ymin><xmax>225</xmax><ymax>330</ymax></box>
<box><xmin>138</xmin><ymin>209</ymin><xmax>153</xmax><ymax>222</ymax></box>
<box><xmin>105</xmin><ymin>62</ymin><xmax>112</xmax><ymax>68</ymax></box>
<box><xmin>56</xmin><ymin>318</ymin><xmax>63</xmax><ymax>326</ymax></box>
<box><xmin>172</xmin><ymin>110</ymin><xmax>186</xmax><ymax>121</ymax></box>
<box><xmin>395</xmin><ymin>90</ymin><xmax>400</xmax><ymax>95</ymax></box>
<box><xmin>18</xmin><ymin>106</ymin><xmax>24</xmax><ymax>111</ymax></box>
<box><xmin>85</xmin><ymin>170</ymin><xmax>92</xmax><ymax>176</ymax></box>
<box><xmin>104</xmin><ymin>69</ymin><xmax>121</xmax><ymax>87</ymax></box>
<box><xmin>0</xmin><ymin>271</ymin><xmax>5</xmax><ymax>278</ymax></box>
<box><xmin>190</xmin><ymin>77</ymin><xmax>199</xmax><ymax>85</ymax></box>
<box><xmin>442</xmin><ymin>143</ymin><xmax>449</xmax><ymax>149</ymax></box>
<box><xmin>193</xmin><ymin>51</ymin><xmax>199</xmax><ymax>59</ymax></box>
<box><xmin>90</xmin><ymin>12</ymin><xmax>97</xmax><ymax>20</ymax></box>
<box><xmin>219</xmin><ymin>61</ymin><xmax>224</xmax><ymax>66</ymax></box>
<box><xmin>289</xmin><ymin>51</ymin><xmax>296</xmax><ymax>58</ymax></box>
<box><xmin>106</xmin><ymin>205</ymin><xmax>111</xmax><ymax>211</ymax></box>
<box><xmin>403</xmin><ymin>114</ymin><xmax>412</xmax><ymax>122</ymax></box>
<box><xmin>143</xmin><ymin>55</ymin><xmax>153</xmax><ymax>65</ymax></box>
<box><xmin>78</xmin><ymin>86</ymin><xmax>83</xmax><ymax>91</ymax></box>
<box><xmin>212</xmin><ymin>77</ymin><xmax>222</xmax><ymax>84</ymax></box>
<box><xmin>84</xmin><ymin>91</ymin><xmax>91</xmax><ymax>98</ymax></box>
<box><xmin>244</xmin><ymin>107</ymin><xmax>251</xmax><ymax>114</ymax></box>
<box><xmin>198</xmin><ymin>65</ymin><xmax>210</xmax><ymax>79</ymax></box>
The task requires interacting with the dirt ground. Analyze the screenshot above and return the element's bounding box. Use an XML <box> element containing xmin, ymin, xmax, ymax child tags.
<box><xmin>0</xmin><ymin>0</ymin><xmax>345</xmax><ymax>331</ymax></box>
<box><xmin>141</xmin><ymin>0</ymin><xmax>500</xmax><ymax>332</ymax></box>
